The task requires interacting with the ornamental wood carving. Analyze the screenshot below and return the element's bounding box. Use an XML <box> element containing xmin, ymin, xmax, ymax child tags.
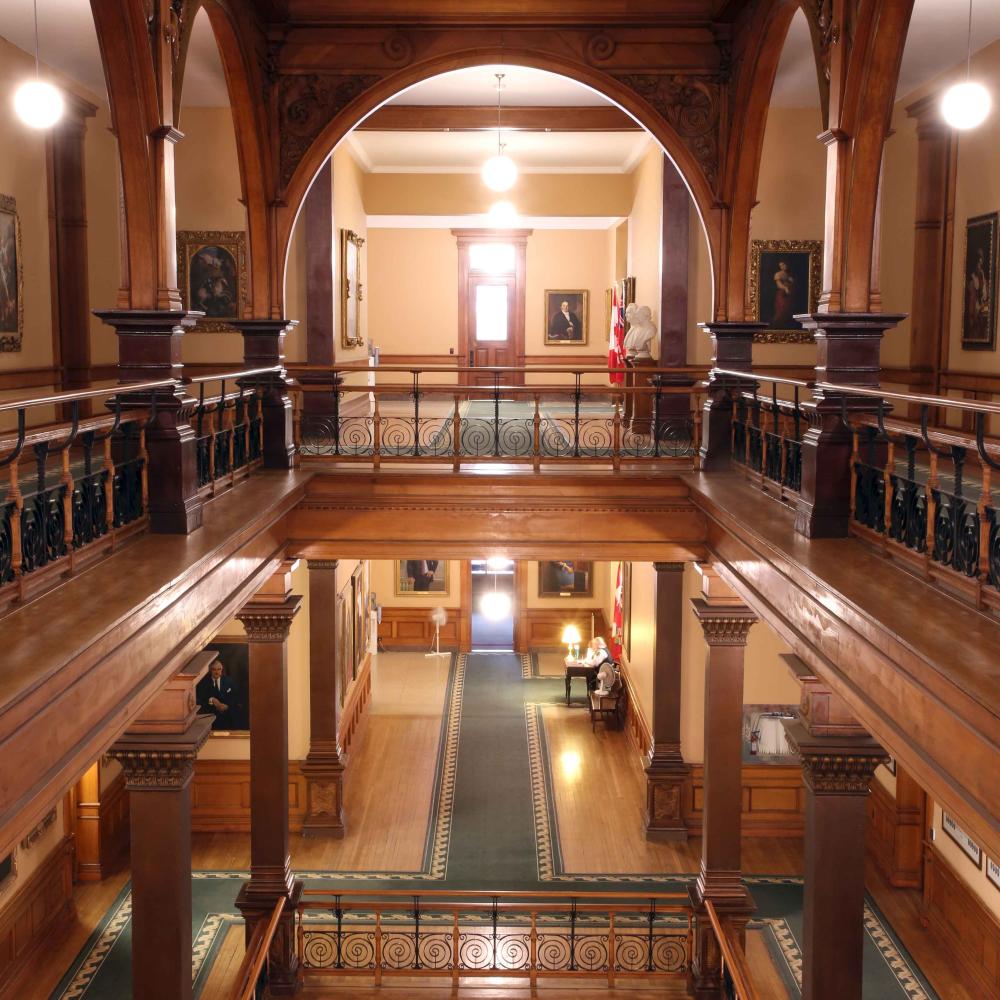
<box><xmin>791</xmin><ymin>747</ymin><xmax>887</xmax><ymax>794</ymax></box>
<box><xmin>279</xmin><ymin>73</ymin><xmax>382</xmax><ymax>186</ymax></box>
<box><xmin>613</xmin><ymin>74</ymin><xmax>721</xmax><ymax>187</ymax></box>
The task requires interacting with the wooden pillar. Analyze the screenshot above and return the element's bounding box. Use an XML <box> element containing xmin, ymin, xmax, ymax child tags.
<box><xmin>793</xmin><ymin>312</ymin><xmax>904</xmax><ymax>538</ymax></box>
<box><xmin>698</xmin><ymin>321</ymin><xmax>763</xmax><ymax>471</ymax></box>
<box><xmin>782</xmin><ymin>658</ymin><xmax>885</xmax><ymax>1000</ymax></box>
<box><xmin>235</xmin><ymin>564</ymin><xmax>303</xmax><ymax>995</ymax></box>
<box><xmin>906</xmin><ymin>94</ymin><xmax>956</xmax><ymax>393</ymax></box>
<box><xmin>305</xmin><ymin>159</ymin><xmax>335</xmax><ymax>368</ymax></box>
<box><xmin>688</xmin><ymin>566</ymin><xmax>756</xmax><ymax>998</ymax></box>
<box><xmin>97</xmin><ymin>308</ymin><xmax>202</xmax><ymax>533</ymax></box>
<box><xmin>301</xmin><ymin>559</ymin><xmax>346</xmax><ymax>837</ymax></box>
<box><xmin>47</xmin><ymin>92</ymin><xmax>97</xmax><ymax>401</ymax></box>
<box><xmin>107</xmin><ymin>655</ymin><xmax>214</xmax><ymax>1000</ymax></box>
<box><xmin>645</xmin><ymin>561</ymin><xmax>688</xmax><ymax>840</ymax></box>
<box><xmin>234</xmin><ymin>319</ymin><xmax>299</xmax><ymax>469</ymax></box>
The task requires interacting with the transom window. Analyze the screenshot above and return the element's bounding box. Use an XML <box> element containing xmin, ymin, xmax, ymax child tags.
<box><xmin>469</xmin><ymin>242</ymin><xmax>515</xmax><ymax>275</ymax></box>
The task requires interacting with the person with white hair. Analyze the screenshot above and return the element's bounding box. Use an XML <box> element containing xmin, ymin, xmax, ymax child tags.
<box><xmin>566</xmin><ymin>636</ymin><xmax>614</xmax><ymax>692</ymax></box>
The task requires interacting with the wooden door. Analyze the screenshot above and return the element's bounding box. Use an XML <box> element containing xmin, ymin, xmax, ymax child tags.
<box><xmin>466</xmin><ymin>274</ymin><xmax>516</xmax><ymax>386</ymax></box>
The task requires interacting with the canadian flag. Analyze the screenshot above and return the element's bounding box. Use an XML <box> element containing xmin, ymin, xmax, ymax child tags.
<box><xmin>608</xmin><ymin>285</ymin><xmax>626</xmax><ymax>385</ymax></box>
<box><xmin>611</xmin><ymin>562</ymin><xmax>624</xmax><ymax>660</ymax></box>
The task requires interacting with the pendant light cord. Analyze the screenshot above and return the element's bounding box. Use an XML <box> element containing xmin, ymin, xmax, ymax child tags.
<box><xmin>966</xmin><ymin>0</ymin><xmax>974</xmax><ymax>80</ymax></box>
<box><xmin>495</xmin><ymin>72</ymin><xmax>504</xmax><ymax>156</ymax></box>
<box><xmin>32</xmin><ymin>0</ymin><xmax>41</xmax><ymax>78</ymax></box>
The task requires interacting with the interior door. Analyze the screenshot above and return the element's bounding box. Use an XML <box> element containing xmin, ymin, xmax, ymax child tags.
<box><xmin>466</xmin><ymin>274</ymin><xmax>516</xmax><ymax>387</ymax></box>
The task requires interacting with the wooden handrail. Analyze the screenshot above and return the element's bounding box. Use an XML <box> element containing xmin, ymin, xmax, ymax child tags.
<box><xmin>713</xmin><ymin>367</ymin><xmax>812</xmax><ymax>389</ymax></box>
<box><xmin>294</xmin><ymin>382</ymin><xmax>699</xmax><ymax>396</ymax></box>
<box><xmin>294</xmin><ymin>363</ymin><xmax>704</xmax><ymax>375</ymax></box>
<box><xmin>704</xmin><ymin>900</ymin><xmax>760</xmax><ymax>1000</ymax></box>
<box><xmin>300</xmin><ymin>887</ymin><xmax>687</xmax><ymax>901</ymax></box>
<box><xmin>187</xmin><ymin>365</ymin><xmax>281</xmax><ymax>385</ymax></box>
<box><xmin>230</xmin><ymin>896</ymin><xmax>285</xmax><ymax>1000</ymax></box>
<box><xmin>817</xmin><ymin>380</ymin><xmax>1000</xmax><ymax>415</ymax></box>
<box><xmin>0</xmin><ymin>378</ymin><xmax>175</xmax><ymax>414</ymax></box>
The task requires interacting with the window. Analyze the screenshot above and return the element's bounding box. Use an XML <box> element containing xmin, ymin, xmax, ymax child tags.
<box><xmin>469</xmin><ymin>242</ymin><xmax>515</xmax><ymax>275</ymax></box>
<box><xmin>475</xmin><ymin>284</ymin><xmax>509</xmax><ymax>341</ymax></box>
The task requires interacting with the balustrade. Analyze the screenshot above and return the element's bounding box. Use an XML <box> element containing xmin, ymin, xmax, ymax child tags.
<box><xmin>296</xmin><ymin>889</ymin><xmax>691</xmax><ymax>988</ymax></box>
<box><xmin>292</xmin><ymin>365</ymin><xmax>702</xmax><ymax>471</ymax></box>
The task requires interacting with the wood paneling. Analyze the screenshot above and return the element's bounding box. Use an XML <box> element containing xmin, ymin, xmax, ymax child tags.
<box><xmin>921</xmin><ymin>843</ymin><xmax>1000</xmax><ymax>1000</ymax></box>
<box><xmin>378</xmin><ymin>608</ymin><xmax>467</xmax><ymax>650</ymax></box>
<box><xmin>867</xmin><ymin>774</ymin><xmax>925</xmax><ymax>889</ymax></box>
<box><xmin>74</xmin><ymin>768</ymin><xmax>130</xmax><ymax>883</ymax></box>
<box><xmin>191</xmin><ymin>761</ymin><xmax>308</xmax><ymax>834</ymax></box>
<box><xmin>683</xmin><ymin>763</ymin><xmax>804</xmax><ymax>838</ymax></box>
<box><xmin>0</xmin><ymin>837</ymin><xmax>74</xmax><ymax>998</ymax></box>
<box><xmin>517</xmin><ymin>608</ymin><xmax>610</xmax><ymax>652</ymax></box>
<box><xmin>341</xmin><ymin>652</ymin><xmax>373</xmax><ymax>755</ymax></box>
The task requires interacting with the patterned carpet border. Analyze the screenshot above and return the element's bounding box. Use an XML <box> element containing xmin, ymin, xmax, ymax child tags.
<box><xmin>763</xmin><ymin>902</ymin><xmax>939</xmax><ymax>1000</ymax></box>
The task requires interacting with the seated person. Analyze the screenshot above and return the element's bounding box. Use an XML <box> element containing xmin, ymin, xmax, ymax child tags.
<box><xmin>196</xmin><ymin>660</ymin><xmax>239</xmax><ymax>730</ymax></box>
<box><xmin>566</xmin><ymin>636</ymin><xmax>612</xmax><ymax>688</ymax></box>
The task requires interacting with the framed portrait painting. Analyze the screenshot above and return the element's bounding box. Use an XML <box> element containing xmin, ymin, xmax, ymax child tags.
<box><xmin>748</xmin><ymin>239</ymin><xmax>822</xmax><ymax>344</ymax></box>
<box><xmin>341</xmin><ymin>229</ymin><xmax>365</xmax><ymax>348</ymax></box>
<box><xmin>202</xmin><ymin>638</ymin><xmax>250</xmax><ymax>732</ymax></box>
<box><xmin>961</xmin><ymin>212</ymin><xmax>998</xmax><ymax>350</ymax></box>
<box><xmin>538</xmin><ymin>560</ymin><xmax>593</xmax><ymax>598</ymax></box>
<box><xmin>395</xmin><ymin>560</ymin><xmax>448</xmax><ymax>595</ymax></box>
<box><xmin>337</xmin><ymin>589</ymin><xmax>354</xmax><ymax>707</ymax></box>
<box><xmin>177</xmin><ymin>230</ymin><xmax>248</xmax><ymax>332</ymax></box>
<box><xmin>544</xmin><ymin>289</ymin><xmax>589</xmax><ymax>345</ymax></box>
<box><xmin>0</xmin><ymin>194</ymin><xmax>23</xmax><ymax>353</ymax></box>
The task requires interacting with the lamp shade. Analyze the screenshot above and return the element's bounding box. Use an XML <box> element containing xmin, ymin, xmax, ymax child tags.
<box><xmin>481</xmin><ymin>153</ymin><xmax>517</xmax><ymax>192</ymax></box>
<box><xmin>561</xmin><ymin>624</ymin><xmax>582</xmax><ymax>646</ymax></box>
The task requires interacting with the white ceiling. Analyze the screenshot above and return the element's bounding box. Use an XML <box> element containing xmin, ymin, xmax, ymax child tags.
<box><xmin>347</xmin><ymin>128</ymin><xmax>652</xmax><ymax>174</ymax></box>
<box><xmin>771</xmin><ymin>0</ymin><xmax>1000</xmax><ymax>108</ymax></box>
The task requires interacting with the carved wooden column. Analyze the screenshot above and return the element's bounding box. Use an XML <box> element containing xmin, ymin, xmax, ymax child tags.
<box><xmin>645</xmin><ymin>561</ymin><xmax>688</xmax><ymax>840</ymax></box>
<box><xmin>688</xmin><ymin>566</ymin><xmax>756</xmax><ymax>998</ymax></box>
<box><xmin>782</xmin><ymin>657</ymin><xmax>886</xmax><ymax>1000</ymax></box>
<box><xmin>234</xmin><ymin>319</ymin><xmax>299</xmax><ymax>469</ymax></box>
<box><xmin>107</xmin><ymin>654</ymin><xmax>214</xmax><ymax>1000</ymax></box>
<box><xmin>47</xmin><ymin>92</ymin><xmax>97</xmax><ymax>401</ymax></box>
<box><xmin>301</xmin><ymin>559</ymin><xmax>346</xmax><ymax>837</ymax></box>
<box><xmin>906</xmin><ymin>93</ymin><xmax>956</xmax><ymax>394</ymax></box>
<box><xmin>698</xmin><ymin>322</ymin><xmax>763</xmax><ymax>471</ymax></box>
<box><xmin>235</xmin><ymin>563</ymin><xmax>303</xmax><ymax>995</ymax></box>
<box><xmin>793</xmin><ymin>312</ymin><xmax>904</xmax><ymax>538</ymax></box>
<box><xmin>97</xmin><ymin>308</ymin><xmax>202</xmax><ymax>533</ymax></box>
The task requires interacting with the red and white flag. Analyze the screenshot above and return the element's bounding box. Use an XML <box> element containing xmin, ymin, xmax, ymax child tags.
<box><xmin>611</xmin><ymin>562</ymin><xmax>624</xmax><ymax>660</ymax></box>
<box><xmin>608</xmin><ymin>285</ymin><xmax>626</xmax><ymax>385</ymax></box>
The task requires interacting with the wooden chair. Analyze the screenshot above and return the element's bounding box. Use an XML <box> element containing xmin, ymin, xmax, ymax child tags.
<box><xmin>589</xmin><ymin>673</ymin><xmax>625</xmax><ymax>732</ymax></box>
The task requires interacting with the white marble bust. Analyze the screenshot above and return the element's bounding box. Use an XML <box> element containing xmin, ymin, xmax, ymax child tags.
<box><xmin>624</xmin><ymin>305</ymin><xmax>657</xmax><ymax>360</ymax></box>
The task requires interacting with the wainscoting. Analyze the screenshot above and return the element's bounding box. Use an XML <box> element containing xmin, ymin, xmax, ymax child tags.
<box><xmin>74</xmin><ymin>768</ymin><xmax>130</xmax><ymax>883</ymax></box>
<box><xmin>0</xmin><ymin>837</ymin><xmax>74</xmax><ymax>997</ymax></box>
<box><xmin>341</xmin><ymin>652</ymin><xmax>372</xmax><ymax>755</ymax></box>
<box><xmin>191</xmin><ymin>761</ymin><xmax>308</xmax><ymax>833</ymax></box>
<box><xmin>867</xmin><ymin>773</ymin><xmax>925</xmax><ymax>888</ymax></box>
<box><xmin>379</xmin><ymin>607</ymin><xmax>466</xmax><ymax>650</ymax></box>
<box><xmin>516</xmin><ymin>608</ymin><xmax>610</xmax><ymax>652</ymax></box>
<box><xmin>921</xmin><ymin>843</ymin><xmax>1000</xmax><ymax>999</ymax></box>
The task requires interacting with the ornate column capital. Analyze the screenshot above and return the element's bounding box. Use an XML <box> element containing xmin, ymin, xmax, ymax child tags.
<box><xmin>237</xmin><ymin>594</ymin><xmax>302</xmax><ymax>642</ymax></box>
<box><xmin>783</xmin><ymin>721</ymin><xmax>886</xmax><ymax>794</ymax></box>
<box><xmin>306</xmin><ymin>558</ymin><xmax>339</xmax><ymax>572</ymax></box>
<box><xmin>690</xmin><ymin>598</ymin><xmax>757</xmax><ymax>646</ymax></box>
<box><xmin>108</xmin><ymin>716</ymin><xmax>213</xmax><ymax>791</ymax></box>
<box><xmin>652</xmin><ymin>561</ymin><xmax>686</xmax><ymax>574</ymax></box>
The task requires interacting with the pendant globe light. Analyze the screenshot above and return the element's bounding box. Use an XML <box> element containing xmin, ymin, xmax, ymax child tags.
<box><xmin>941</xmin><ymin>0</ymin><xmax>991</xmax><ymax>130</ymax></box>
<box><xmin>481</xmin><ymin>73</ymin><xmax>518</xmax><ymax>193</ymax></box>
<box><xmin>14</xmin><ymin>0</ymin><xmax>63</xmax><ymax>130</ymax></box>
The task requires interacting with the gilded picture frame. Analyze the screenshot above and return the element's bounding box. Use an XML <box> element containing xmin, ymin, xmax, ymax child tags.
<box><xmin>395</xmin><ymin>559</ymin><xmax>449</xmax><ymax>596</ymax></box>
<box><xmin>0</xmin><ymin>194</ymin><xmax>24</xmax><ymax>353</ymax></box>
<box><xmin>544</xmin><ymin>289</ymin><xmax>589</xmax><ymax>346</ymax></box>
<box><xmin>748</xmin><ymin>239</ymin><xmax>822</xmax><ymax>344</ymax></box>
<box><xmin>177</xmin><ymin>230</ymin><xmax>248</xmax><ymax>332</ymax></box>
<box><xmin>538</xmin><ymin>560</ymin><xmax>593</xmax><ymax>598</ymax></box>
<box><xmin>960</xmin><ymin>212</ymin><xmax>998</xmax><ymax>351</ymax></box>
<box><xmin>337</xmin><ymin>588</ymin><xmax>353</xmax><ymax>708</ymax></box>
<box><xmin>340</xmin><ymin>228</ymin><xmax>365</xmax><ymax>348</ymax></box>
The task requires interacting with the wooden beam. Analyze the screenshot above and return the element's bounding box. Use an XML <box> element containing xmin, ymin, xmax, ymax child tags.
<box><xmin>357</xmin><ymin>105</ymin><xmax>641</xmax><ymax>132</ymax></box>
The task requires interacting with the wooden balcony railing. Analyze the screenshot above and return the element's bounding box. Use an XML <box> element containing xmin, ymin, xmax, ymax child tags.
<box><xmin>704</xmin><ymin>900</ymin><xmax>760</xmax><ymax>1000</ymax></box>
<box><xmin>230</xmin><ymin>896</ymin><xmax>285</xmax><ymax>1000</ymax></box>
<box><xmin>296</xmin><ymin>888</ymin><xmax>692</xmax><ymax>987</ymax></box>
<box><xmin>291</xmin><ymin>365</ymin><xmax>702</xmax><ymax>471</ymax></box>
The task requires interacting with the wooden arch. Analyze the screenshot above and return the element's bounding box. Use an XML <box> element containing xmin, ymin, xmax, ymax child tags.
<box><xmin>272</xmin><ymin>49</ymin><xmax>724</xmax><ymax>319</ymax></box>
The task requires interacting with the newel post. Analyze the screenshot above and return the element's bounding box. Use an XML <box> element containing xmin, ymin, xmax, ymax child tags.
<box><xmin>234</xmin><ymin>319</ymin><xmax>299</xmax><ymax>469</ymax></box>
<box><xmin>698</xmin><ymin>322</ymin><xmax>763</xmax><ymax>471</ymax></box>
<box><xmin>793</xmin><ymin>312</ymin><xmax>904</xmax><ymax>537</ymax></box>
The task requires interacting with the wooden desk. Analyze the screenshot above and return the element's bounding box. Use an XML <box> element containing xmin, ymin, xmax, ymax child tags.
<box><xmin>564</xmin><ymin>664</ymin><xmax>597</xmax><ymax>705</ymax></box>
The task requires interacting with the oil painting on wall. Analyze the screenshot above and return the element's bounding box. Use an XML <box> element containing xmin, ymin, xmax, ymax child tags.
<box><xmin>0</xmin><ymin>195</ymin><xmax>23</xmax><ymax>352</ymax></box>
<box><xmin>748</xmin><ymin>239</ymin><xmax>821</xmax><ymax>344</ymax></box>
<box><xmin>177</xmin><ymin>230</ymin><xmax>248</xmax><ymax>332</ymax></box>
<box><xmin>961</xmin><ymin>212</ymin><xmax>998</xmax><ymax>350</ymax></box>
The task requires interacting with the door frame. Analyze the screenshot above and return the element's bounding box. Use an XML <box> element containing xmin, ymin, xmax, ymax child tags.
<box><xmin>454</xmin><ymin>229</ymin><xmax>531</xmax><ymax>387</ymax></box>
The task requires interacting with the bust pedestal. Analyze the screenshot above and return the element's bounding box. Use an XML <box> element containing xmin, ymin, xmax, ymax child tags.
<box><xmin>625</xmin><ymin>356</ymin><xmax>655</xmax><ymax>435</ymax></box>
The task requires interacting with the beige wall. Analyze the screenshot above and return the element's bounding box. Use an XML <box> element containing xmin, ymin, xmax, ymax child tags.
<box><xmin>363</xmin><ymin>171</ymin><xmax>634</xmax><ymax>217</ymax></box>
<box><xmin>627</xmin><ymin>147</ymin><xmax>662</xmax><ymax>344</ymax></box>
<box><xmin>0</xmin><ymin>801</ymin><xmax>65</xmax><ymax>903</ymax></box>
<box><xmin>371</xmin><ymin>558</ymin><xmax>463</xmax><ymax>608</ymax></box>
<box><xmin>930</xmin><ymin>800</ymin><xmax>1000</xmax><ymax>917</ymax></box>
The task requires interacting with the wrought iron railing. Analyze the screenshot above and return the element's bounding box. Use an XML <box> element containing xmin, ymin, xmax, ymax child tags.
<box><xmin>722</xmin><ymin>370</ymin><xmax>810</xmax><ymax>501</ymax></box>
<box><xmin>838</xmin><ymin>382</ymin><xmax>1000</xmax><ymax>610</ymax></box>
<box><xmin>0</xmin><ymin>381</ymin><xmax>169</xmax><ymax>608</ymax></box>
<box><xmin>230</xmin><ymin>897</ymin><xmax>285</xmax><ymax>1000</ymax></box>
<box><xmin>296</xmin><ymin>889</ymin><xmax>692</xmax><ymax>987</ymax></box>
<box><xmin>291</xmin><ymin>365</ymin><xmax>702</xmax><ymax>471</ymax></box>
<box><xmin>187</xmin><ymin>368</ymin><xmax>274</xmax><ymax>496</ymax></box>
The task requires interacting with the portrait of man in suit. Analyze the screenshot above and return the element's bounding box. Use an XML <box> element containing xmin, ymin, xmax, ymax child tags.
<box><xmin>197</xmin><ymin>659</ymin><xmax>241</xmax><ymax>730</ymax></box>
<box><xmin>544</xmin><ymin>290</ymin><xmax>588</xmax><ymax>345</ymax></box>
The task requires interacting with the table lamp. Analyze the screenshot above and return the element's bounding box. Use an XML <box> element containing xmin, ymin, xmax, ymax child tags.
<box><xmin>562</xmin><ymin>624</ymin><xmax>582</xmax><ymax>660</ymax></box>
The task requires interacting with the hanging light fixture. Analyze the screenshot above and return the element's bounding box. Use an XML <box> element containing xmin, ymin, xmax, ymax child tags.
<box><xmin>481</xmin><ymin>73</ymin><xmax>518</xmax><ymax>193</ymax></box>
<box><xmin>941</xmin><ymin>0</ymin><xmax>991</xmax><ymax>130</ymax></box>
<box><xmin>487</xmin><ymin>200</ymin><xmax>519</xmax><ymax>227</ymax></box>
<box><xmin>14</xmin><ymin>0</ymin><xmax>64</xmax><ymax>130</ymax></box>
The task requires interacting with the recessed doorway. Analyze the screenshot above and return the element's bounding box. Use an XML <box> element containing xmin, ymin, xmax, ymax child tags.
<box><xmin>470</xmin><ymin>558</ymin><xmax>515</xmax><ymax>649</ymax></box>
